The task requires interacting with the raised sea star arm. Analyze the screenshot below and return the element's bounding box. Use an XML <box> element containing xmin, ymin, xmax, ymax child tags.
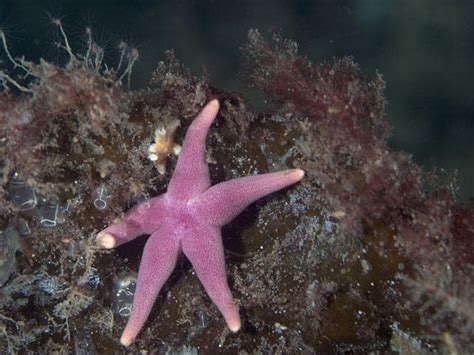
<box><xmin>120</xmin><ymin>228</ymin><xmax>181</xmax><ymax>346</ymax></box>
<box><xmin>196</xmin><ymin>168</ymin><xmax>305</xmax><ymax>226</ymax></box>
<box><xmin>181</xmin><ymin>225</ymin><xmax>241</xmax><ymax>332</ymax></box>
<box><xmin>96</xmin><ymin>196</ymin><xmax>165</xmax><ymax>249</ymax></box>
<box><xmin>167</xmin><ymin>100</ymin><xmax>219</xmax><ymax>200</ymax></box>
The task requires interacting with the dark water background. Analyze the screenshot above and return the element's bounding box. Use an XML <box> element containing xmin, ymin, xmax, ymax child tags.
<box><xmin>2</xmin><ymin>0</ymin><xmax>473</xmax><ymax>200</ymax></box>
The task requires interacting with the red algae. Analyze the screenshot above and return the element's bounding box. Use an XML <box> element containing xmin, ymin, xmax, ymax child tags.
<box><xmin>243</xmin><ymin>29</ymin><xmax>473</xmax><ymax>352</ymax></box>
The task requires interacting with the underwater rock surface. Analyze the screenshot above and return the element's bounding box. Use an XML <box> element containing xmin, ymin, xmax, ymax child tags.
<box><xmin>0</xmin><ymin>226</ymin><xmax>21</xmax><ymax>286</ymax></box>
<box><xmin>0</xmin><ymin>25</ymin><xmax>472</xmax><ymax>354</ymax></box>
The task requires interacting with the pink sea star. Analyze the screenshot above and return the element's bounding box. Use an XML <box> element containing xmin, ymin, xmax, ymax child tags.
<box><xmin>96</xmin><ymin>100</ymin><xmax>304</xmax><ymax>346</ymax></box>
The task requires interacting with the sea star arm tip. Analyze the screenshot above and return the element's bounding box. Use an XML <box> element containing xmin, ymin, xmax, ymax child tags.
<box><xmin>96</xmin><ymin>218</ymin><xmax>144</xmax><ymax>249</ymax></box>
<box><xmin>228</xmin><ymin>318</ymin><xmax>242</xmax><ymax>332</ymax></box>
<box><xmin>208</xmin><ymin>98</ymin><xmax>220</xmax><ymax>110</ymax></box>
<box><xmin>96</xmin><ymin>232</ymin><xmax>117</xmax><ymax>249</ymax></box>
<box><xmin>291</xmin><ymin>168</ymin><xmax>305</xmax><ymax>181</ymax></box>
<box><xmin>119</xmin><ymin>335</ymin><xmax>133</xmax><ymax>347</ymax></box>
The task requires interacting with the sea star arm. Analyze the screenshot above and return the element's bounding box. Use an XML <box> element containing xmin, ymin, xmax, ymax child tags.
<box><xmin>197</xmin><ymin>168</ymin><xmax>304</xmax><ymax>226</ymax></box>
<box><xmin>120</xmin><ymin>228</ymin><xmax>181</xmax><ymax>346</ymax></box>
<box><xmin>181</xmin><ymin>225</ymin><xmax>241</xmax><ymax>332</ymax></box>
<box><xmin>167</xmin><ymin>100</ymin><xmax>219</xmax><ymax>200</ymax></box>
<box><xmin>96</xmin><ymin>196</ymin><xmax>165</xmax><ymax>249</ymax></box>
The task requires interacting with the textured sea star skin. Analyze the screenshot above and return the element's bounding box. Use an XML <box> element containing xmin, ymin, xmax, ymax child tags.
<box><xmin>96</xmin><ymin>100</ymin><xmax>304</xmax><ymax>346</ymax></box>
